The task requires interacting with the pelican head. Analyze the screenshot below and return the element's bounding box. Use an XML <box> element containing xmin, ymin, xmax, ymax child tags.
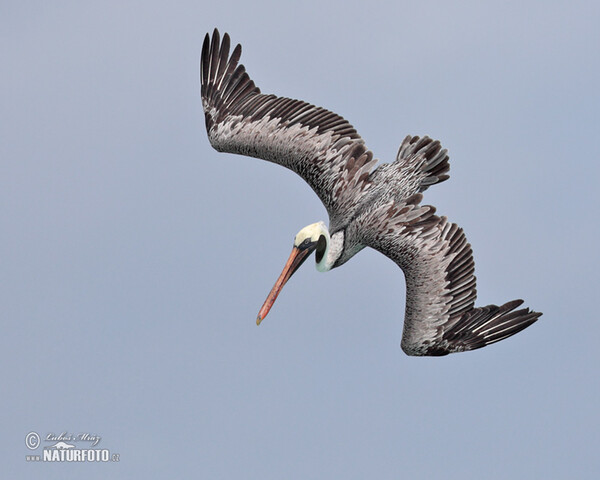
<box><xmin>256</xmin><ymin>221</ymin><xmax>331</xmax><ymax>325</ymax></box>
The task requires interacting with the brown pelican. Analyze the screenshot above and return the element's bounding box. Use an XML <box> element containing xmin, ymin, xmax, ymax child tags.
<box><xmin>200</xmin><ymin>29</ymin><xmax>541</xmax><ymax>356</ymax></box>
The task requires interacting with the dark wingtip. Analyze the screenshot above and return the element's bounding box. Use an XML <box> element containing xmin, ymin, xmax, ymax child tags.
<box><xmin>502</xmin><ymin>299</ymin><xmax>525</xmax><ymax>311</ymax></box>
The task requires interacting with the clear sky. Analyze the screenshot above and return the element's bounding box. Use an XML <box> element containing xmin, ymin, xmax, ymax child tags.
<box><xmin>2</xmin><ymin>1</ymin><xmax>599</xmax><ymax>478</ymax></box>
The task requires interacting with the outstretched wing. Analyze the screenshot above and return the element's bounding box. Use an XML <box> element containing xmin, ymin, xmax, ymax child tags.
<box><xmin>201</xmin><ymin>29</ymin><xmax>377</xmax><ymax>224</ymax></box>
<box><xmin>354</xmin><ymin>195</ymin><xmax>541</xmax><ymax>356</ymax></box>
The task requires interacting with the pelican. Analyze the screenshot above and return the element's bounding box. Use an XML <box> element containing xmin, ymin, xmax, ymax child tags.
<box><xmin>200</xmin><ymin>29</ymin><xmax>541</xmax><ymax>356</ymax></box>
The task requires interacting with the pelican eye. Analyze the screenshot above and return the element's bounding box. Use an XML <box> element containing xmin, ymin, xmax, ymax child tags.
<box><xmin>315</xmin><ymin>235</ymin><xmax>327</xmax><ymax>264</ymax></box>
<box><xmin>298</xmin><ymin>238</ymin><xmax>314</xmax><ymax>250</ymax></box>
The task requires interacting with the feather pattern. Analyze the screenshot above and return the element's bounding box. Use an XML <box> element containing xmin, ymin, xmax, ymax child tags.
<box><xmin>201</xmin><ymin>29</ymin><xmax>377</xmax><ymax>227</ymax></box>
<box><xmin>354</xmin><ymin>200</ymin><xmax>542</xmax><ymax>355</ymax></box>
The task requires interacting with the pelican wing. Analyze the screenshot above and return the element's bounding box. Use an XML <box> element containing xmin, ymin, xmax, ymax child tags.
<box><xmin>354</xmin><ymin>196</ymin><xmax>541</xmax><ymax>356</ymax></box>
<box><xmin>201</xmin><ymin>30</ymin><xmax>377</xmax><ymax>223</ymax></box>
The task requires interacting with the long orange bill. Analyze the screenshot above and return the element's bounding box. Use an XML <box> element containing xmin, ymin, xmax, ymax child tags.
<box><xmin>256</xmin><ymin>245</ymin><xmax>314</xmax><ymax>325</ymax></box>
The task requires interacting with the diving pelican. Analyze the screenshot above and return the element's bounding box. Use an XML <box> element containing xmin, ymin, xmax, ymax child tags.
<box><xmin>200</xmin><ymin>29</ymin><xmax>541</xmax><ymax>356</ymax></box>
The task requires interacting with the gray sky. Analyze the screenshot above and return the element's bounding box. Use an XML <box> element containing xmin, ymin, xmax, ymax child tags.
<box><xmin>2</xmin><ymin>0</ymin><xmax>599</xmax><ymax>478</ymax></box>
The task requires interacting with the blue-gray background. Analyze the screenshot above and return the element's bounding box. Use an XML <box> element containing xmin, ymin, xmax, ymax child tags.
<box><xmin>2</xmin><ymin>1</ymin><xmax>599</xmax><ymax>478</ymax></box>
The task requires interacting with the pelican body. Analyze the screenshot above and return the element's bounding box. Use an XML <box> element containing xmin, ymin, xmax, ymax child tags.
<box><xmin>200</xmin><ymin>29</ymin><xmax>541</xmax><ymax>356</ymax></box>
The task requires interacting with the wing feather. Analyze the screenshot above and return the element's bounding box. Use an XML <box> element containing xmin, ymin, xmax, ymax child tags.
<box><xmin>354</xmin><ymin>199</ymin><xmax>541</xmax><ymax>356</ymax></box>
<box><xmin>200</xmin><ymin>29</ymin><xmax>377</xmax><ymax>224</ymax></box>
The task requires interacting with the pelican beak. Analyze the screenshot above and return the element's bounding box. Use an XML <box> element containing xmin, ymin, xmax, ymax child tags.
<box><xmin>256</xmin><ymin>240</ymin><xmax>317</xmax><ymax>325</ymax></box>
